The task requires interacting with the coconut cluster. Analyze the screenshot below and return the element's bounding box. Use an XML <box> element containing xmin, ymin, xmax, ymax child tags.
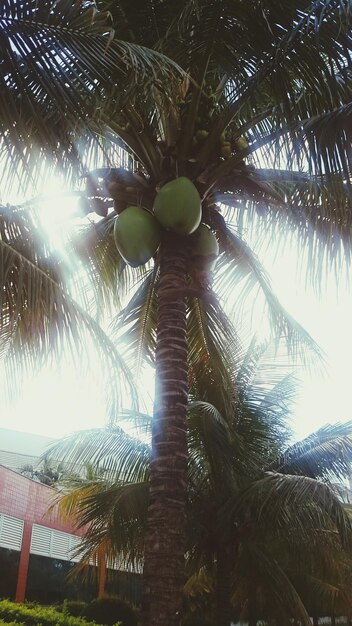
<box><xmin>113</xmin><ymin>177</ymin><xmax>219</xmax><ymax>270</ymax></box>
<box><xmin>179</xmin><ymin>87</ymin><xmax>248</xmax><ymax>160</ymax></box>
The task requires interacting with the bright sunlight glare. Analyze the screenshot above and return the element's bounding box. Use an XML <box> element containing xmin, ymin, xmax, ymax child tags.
<box><xmin>35</xmin><ymin>181</ymin><xmax>82</xmax><ymax>249</ymax></box>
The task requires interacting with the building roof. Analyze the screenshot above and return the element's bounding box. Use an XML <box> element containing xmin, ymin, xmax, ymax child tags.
<box><xmin>0</xmin><ymin>427</ymin><xmax>56</xmax><ymax>456</ymax></box>
<box><xmin>0</xmin><ymin>428</ymin><xmax>57</xmax><ymax>472</ymax></box>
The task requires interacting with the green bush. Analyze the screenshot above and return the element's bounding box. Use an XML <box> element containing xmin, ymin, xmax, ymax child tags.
<box><xmin>0</xmin><ymin>599</ymin><xmax>103</xmax><ymax>626</ymax></box>
<box><xmin>62</xmin><ymin>601</ymin><xmax>88</xmax><ymax>618</ymax></box>
<box><xmin>84</xmin><ymin>596</ymin><xmax>137</xmax><ymax>626</ymax></box>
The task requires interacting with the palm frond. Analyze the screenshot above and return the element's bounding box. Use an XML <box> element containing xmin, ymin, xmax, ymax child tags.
<box><xmin>53</xmin><ymin>480</ymin><xmax>105</xmax><ymax>523</ymax></box>
<box><xmin>67</xmin><ymin>214</ymin><xmax>126</xmax><ymax>314</ymax></box>
<box><xmin>215</xmin><ymin>223</ymin><xmax>322</xmax><ymax>360</ymax></box>
<box><xmin>46</xmin><ymin>426</ymin><xmax>150</xmax><ymax>484</ymax></box>
<box><xmin>292</xmin><ymin>572</ymin><xmax>348</xmax><ymax>616</ymax></box>
<box><xmin>235</xmin><ymin>541</ymin><xmax>312</xmax><ymax>626</ymax></box>
<box><xmin>0</xmin><ymin>204</ymin><xmax>136</xmax><ymax>411</ymax></box>
<box><xmin>271</xmin><ymin>421</ymin><xmax>352</xmax><ymax>481</ymax></box>
<box><xmin>66</xmin><ymin>480</ymin><xmax>148</xmax><ymax>569</ymax></box>
<box><xmin>193</xmin><ymin>0</ymin><xmax>352</xmax><ymax>170</ymax></box>
<box><xmin>231</xmin><ymin>471</ymin><xmax>352</xmax><ymax>549</ymax></box>
<box><xmin>187</xmin><ymin>295</ymin><xmax>239</xmax><ymax>415</ymax></box>
<box><xmin>114</xmin><ymin>267</ymin><xmax>158</xmax><ymax>371</ymax></box>
<box><xmin>231</xmin><ymin>377</ymin><xmax>295</xmax><ymax>471</ymax></box>
<box><xmin>0</xmin><ymin>0</ymin><xmax>183</xmax><ymax>191</ymax></box>
<box><xmin>244</xmin><ymin>170</ymin><xmax>352</xmax><ymax>275</ymax></box>
<box><xmin>187</xmin><ymin>400</ymin><xmax>235</xmax><ymax>489</ymax></box>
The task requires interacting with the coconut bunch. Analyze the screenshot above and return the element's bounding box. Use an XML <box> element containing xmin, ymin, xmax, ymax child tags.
<box><xmin>112</xmin><ymin>177</ymin><xmax>219</xmax><ymax>271</ymax></box>
<box><xmin>77</xmin><ymin>168</ymin><xmax>153</xmax><ymax>218</ymax></box>
<box><xmin>179</xmin><ymin>84</ymin><xmax>248</xmax><ymax>160</ymax></box>
<box><xmin>76</xmin><ymin>170</ymin><xmax>220</xmax><ymax>272</ymax></box>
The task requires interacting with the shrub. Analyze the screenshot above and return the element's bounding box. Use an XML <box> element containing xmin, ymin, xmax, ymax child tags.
<box><xmin>0</xmin><ymin>599</ymin><xmax>102</xmax><ymax>626</ymax></box>
<box><xmin>84</xmin><ymin>596</ymin><xmax>137</xmax><ymax>626</ymax></box>
<box><xmin>62</xmin><ymin>601</ymin><xmax>88</xmax><ymax>618</ymax></box>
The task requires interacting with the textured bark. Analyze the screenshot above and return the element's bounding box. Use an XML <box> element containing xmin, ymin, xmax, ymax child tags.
<box><xmin>141</xmin><ymin>233</ymin><xmax>189</xmax><ymax>626</ymax></box>
<box><xmin>216</xmin><ymin>544</ymin><xmax>233</xmax><ymax>626</ymax></box>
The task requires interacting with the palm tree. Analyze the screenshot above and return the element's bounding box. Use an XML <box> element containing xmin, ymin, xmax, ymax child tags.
<box><xmin>49</xmin><ymin>344</ymin><xmax>352</xmax><ymax>626</ymax></box>
<box><xmin>186</xmin><ymin>357</ymin><xmax>352</xmax><ymax>626</ymax></box>
<box><xmin>19</xmin><ymin>458</ymin><xmax>66</xmax><ymax>485</ymax></box>
<box><xmin>2</xmin><ymin>2</ymin><xmax>352</xmax><ymax>624</ymax></box>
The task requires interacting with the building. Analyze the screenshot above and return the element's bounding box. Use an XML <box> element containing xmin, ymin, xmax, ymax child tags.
<box><xmin>0</xmin><ymin>463</ymin><xmax>89</xmax><ymax>603</ymax></box>
<box><xmin>0</xmin><ymin>430</ymin><xmax>142</xmax><ymax>605</ymax></box>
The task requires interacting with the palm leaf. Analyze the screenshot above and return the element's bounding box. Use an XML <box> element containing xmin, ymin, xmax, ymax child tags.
<box><xmin>46</xmin><ymin>426</ymin><xmax>150</xmax><ymax>485</ymax></box>
<box><xmin>192</xmin><ymin>0</ymin><xmax>352</xmax><ymax>170</ymax></box>
<box><xmin>215</xmin><ymin>223</ymin><xmax>322</xmax><ymax>359</ymax></box>
<box><xmin>114</xmin><ymin>267</ymin><xmax>158</xmax><ymax>371</ymax></box>
<box><xmin>235</xmin><ymin>541</ymin><xmax>312</xmax><ymax>626</ymax></box>
<box><xmin>271</xmin><ymin>421</ymin><xmax>352</xmax><ymax>481</ymax></box>
<box><xmin>0</xmin><ymin>204</ymin><xmax>136</xmax><ymax>411</ymax></box>
<box><xmin>187</xmin><ymin>295</ymin><xmax>239</xmax><ymax>415</ymax></box>
<box><xmin>75</xmin><ymin>481</ymin><xmax>148</xmax><ymax>567</ymax></box>
<box><xmin>0</xmin><ymin>0</ymin><xmax>183</xmax><ymax>191</ymax></box>
<box><xmin>231</xmin><ymin>471</ymin><xmax>352</xmax><ymax>549</ymax></box>
<box><xmin>60</xmin><ymin>480</ymin><xmax>148</xmax><ymax>570</ymax></box>
<box><xmin>187</xmin><ymin>400</ymin><xmax>236</xmax><ymax>489</ymax></box>
<box><xmin>67</xmin><ymin>214</ymin><xmax>136</xmax><ymax>316</ymax></box>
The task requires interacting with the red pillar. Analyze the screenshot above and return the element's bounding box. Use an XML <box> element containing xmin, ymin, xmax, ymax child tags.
<box><xmin>15</xmin><ymin>521</ymin><xmax>32</xmax><ymax>603</ymax></box>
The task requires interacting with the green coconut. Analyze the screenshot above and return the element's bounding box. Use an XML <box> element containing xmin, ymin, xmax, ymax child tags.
<box><xmin>113</xmin><ymin>206</ymin><xmax>161</xmax><ymax>267</ymax></box>
<box><xmin>154</xmin><ymin>177</ymin><xmax>202</xmax><ymax>235</ymax></box>
<box><xmin>192</xmin><ymin>223</ymin><xmax>219</xmax><ymax>270</ymax></box>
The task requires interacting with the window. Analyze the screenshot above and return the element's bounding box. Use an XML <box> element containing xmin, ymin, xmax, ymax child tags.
<box><xmin>0</xmin><ymin>513</ymin><xmax>24</xmax><ymax>551</ymax></box>
<box><xmin>30</xmin><ymin>524</ymin><xmax>81</xmax><ymax>562</ymax></box>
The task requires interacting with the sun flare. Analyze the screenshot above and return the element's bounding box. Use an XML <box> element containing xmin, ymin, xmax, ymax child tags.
<box><xmin>35</xmin><ymin>179</ymin><xmax>83</xmax><ymax>248</ymax></box>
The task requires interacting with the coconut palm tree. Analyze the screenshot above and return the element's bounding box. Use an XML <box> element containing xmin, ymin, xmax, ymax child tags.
<box><xmin>48</xmin><ymin>344</ymin><xmax>352</xmax><ymax>626</ymax></box>
<box><xmin>186</xmin><ymin>360</ymin><xmax>352</xmax><ymax>626</ymax></box>
<box><xmin>2</xmin><ymin>2</ymin><xmax>352</xmax><ymax>624</ymax></box>
<box><xmin>51</xmin><ymin>418</ymin><xmax>352</xmax><ymax>626</ymax></box>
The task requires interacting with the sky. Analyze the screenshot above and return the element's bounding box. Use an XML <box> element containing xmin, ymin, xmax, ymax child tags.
<box><xmin>262</xmin><ymin>246</ymin><xmax>352</xmax><ymax>439</ymax></box>
<box><xmin>0</xmin><ymin>183</ymin><xmax>351</xmax><ymax>444</ymax></box>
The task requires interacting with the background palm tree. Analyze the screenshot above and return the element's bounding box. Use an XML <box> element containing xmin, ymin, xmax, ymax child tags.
<box><xmin>2</xmin><ymin>1</ymin><xmax>352</xmax><ymax>624</ymax></box>
<box><xmin>19</xmin><ymin>458</ymin><xmax>66</xmax><ymax>485</ymax></box>
<box><xmin>49</xmin><ymin>343</ymin><xmax>352</xmax><ymax>626</ymax></box>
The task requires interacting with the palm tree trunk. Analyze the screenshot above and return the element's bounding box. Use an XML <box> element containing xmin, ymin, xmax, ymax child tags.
<box><xmin>141</xmin><ymin>233</ymin><xmax>189</xmax><ymax>626</ymax></box>
<box><xmin>215</xmin><ymin>544</ymin><xmax>232</xmax><ymax>626</ymax></box>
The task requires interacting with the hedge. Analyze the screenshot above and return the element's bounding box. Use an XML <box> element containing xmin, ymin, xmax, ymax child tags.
<box><xmin>0</xmin><ymin>600</ymin><xmax>115</xmax><ymax>626</ymax></box>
